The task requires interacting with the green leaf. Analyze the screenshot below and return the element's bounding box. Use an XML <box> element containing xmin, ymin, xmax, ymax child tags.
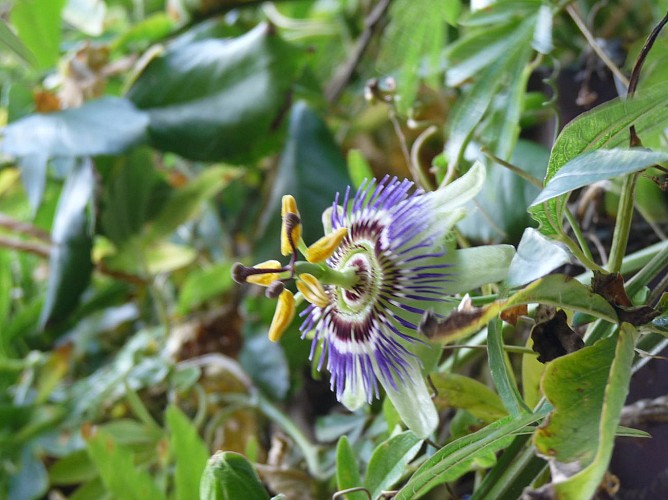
<box><xmin>521</xmin><ymin>337</ymin><xmax>546</xmax><ymax>410</ymax></box>
<box><xmin>529</xmin><ymin>81</ymin><xmax>668</xmax><ymax>236</ymax></box>
<box><xmin>254</xmin><ymin>101</ymin><xmax>352</xmax><ymax>262</ymax></box>
<box><xmin>17</xmin><ymin>155</ymin><xmax>48</xmax><ymax>213</ymax></box>
<box><xmin>532</xmin><ymin>148</ymin><xmax>668</xmax><ymax>205</ymax></box>
<box><xmin>239</xmin><ymin>333</ymin><xmax>289</xmax><ymax>400</ymax></box>
<box><xmin>1</xmin><ymin>97</ymin><xmax>150</xmax><ymax>158</ymax></box>
<box><xmin>365</xmin><ymin>431</ymin><xmax>423</xmax><ymax>500</ymax></box>
<box><xmin>431</xmin><ymin>372</ymin><xmax>507</xmax><ymax>423</ymax></box>
<box><xmin>0</xmin><ymin>250</ymin><xmax>11</xmax><ymax>335</ymax></box>
<box><xmin>63</xmin><ymin>0</ymin><xmax>106</xmax><ymax>36</ymax></box>
<box><xmin>145</xmin><ymin>166</ymin><xmax>240</xmax><ymax>242</ymax></box>
<box><xmin>199</xmin><ymin>451</ymin><xmax>269</xmax><ymax>500</ymax></box>
<box><xmin>533</xmin><ymin>325</ymin><xmax>637</xmax><ymax>499</ymax></box>
<box><xmin>381</xmin><ymin>0</ymin><xmax>448</xmax><ymax>113</ymax></box>
<box><xmin>166</xmin><ymin>406</ymin><xmax>210</xmax><ymax>500</ymax></box>
<box><xmin>461</xmin><ymin>0</ymin><xmax>542</xmax><ymax>27</ymax></box>
<box><xmin>445</xmin><ymin>20</ymin><xmax>525</xmax><ymax>87</ymax></box>
<box><xmin>128</xmin><ymin>23</ymin><xmax>304</xmax><ymax>163</ymax></box>
<box><xmin>0</xmin><ymin>18</ymin><xmax>36</xmax><ymax>65</ymax></box>
<box><xmin>99</xmin><ymin>148</ymin><xmax>171</xmax><ymax>247</ymax></box>
<box><xmin>177</xmin><ymin>263</ymin><xmax>234</xmax><ymax>315</ymax></box>
<box><xmin>86</xmin><ymin>428</ymin><xmax>166</xmax><ymax>500</ymax></box>
<box><xmin>507</xmin><ymin>228</ymin><xmax>571</xmax><ymax>288</ymax></box>
<box><xmin>10</xmin><ymin>0</ymin><xmax>66</xmax><ymax>69</ymax></box>
<box><xmin>335</xmin><ymin>436</ymin><xmax>365</xmax><ymax>500</ymax></box>
<box><xmin>346</xmin><ymin>149</ymin><xmax>374</xmax><ymax>189</ymax></box>
<box><xmin>395</xmin><ymin>411</ymin><xmax>547</xmax><ymax>499</ymax></box>
<box><xmin>49</xmin><ymin>450</ymin><xmax>97</xmax><ymax>485</ymax></box>
<box><xmin>488</xmin><ymin>318</ymin><xmax>530</xmax><ymax>417</ymax></box>
<box><xmin>8</xmin><ymin>447</ymin><xmax>48</xmax><ymax>500</ymax></box>
<box><xmin>40</xmin><ymin>159</ymin><xmax>95</xmax><ymax>328</ymax></box>
<box><xmin>111</xmin><ymin>13</ymin><xmax>175</xmax><ymax>51</ymax></box>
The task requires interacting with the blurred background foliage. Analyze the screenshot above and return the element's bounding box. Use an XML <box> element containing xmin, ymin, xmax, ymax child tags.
<box><xmin>1</xmin><ymin>0</ymin><xmax>668</xmax><ymax>498</ymax></box>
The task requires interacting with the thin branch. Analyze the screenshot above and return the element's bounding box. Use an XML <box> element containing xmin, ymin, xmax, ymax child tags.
<box><xmin>0</xmin><ymin>213</ymin><xmax>51</xmax><ymax>242</ymax></box>
<box><xmin>566</xmin><ymin>4</ymin><xmax>630</xmax><ymax>89</ymax></box>
<box><xmin>0</xmin><ymin>236</ymin><xmax>50</xmax><ymax>258</ymax></box>
<box><xmin>325</xmin><ymin>0</ymin><xmax>391</xmax><ymax>103</ymax></box>
<box><xmin>627</xmin><ymin>10</ymin><xmax>668</xmax><ymax>145</ymax></box>
<box><xmin>480</xmin><ymin>147</ymin><xmax>543</xmax><ymax>188</ymax></box>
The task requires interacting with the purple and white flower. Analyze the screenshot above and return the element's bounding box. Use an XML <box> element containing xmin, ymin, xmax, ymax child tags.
<box><xmin>234</xmin><ymin>162</ymin><xmax>514</xmax><ymax>437</ymax></box>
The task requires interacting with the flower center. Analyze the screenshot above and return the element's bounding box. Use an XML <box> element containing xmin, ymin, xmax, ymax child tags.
<box><xmin>335</xmin><ymin>244</ymin><xmax>381</xmax><ymax>314</ymax></box>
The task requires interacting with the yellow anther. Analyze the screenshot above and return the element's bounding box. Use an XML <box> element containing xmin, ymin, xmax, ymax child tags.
<box><xmin>305</xmin><ymin>227</ymin><xmax>348</xmax><ymax>263</ymax></box>
<box><xmin>246</xmin><ymin>260</ymin><xmax>282</xmax><ymax>286</ymax></box>
<box><xmin>296</xmin><ymin>273</ymin><xmax>330</xmax><ymax>308</ymax></box>
<box><xmin>281</xmin><ymin>195</ymin><xmax>302</xmax><ymax>256</ymax></box>
<box><xmin>268</xmin><ymin>289</ymin><xmax>295</xmax><ymax>342</ymax></box>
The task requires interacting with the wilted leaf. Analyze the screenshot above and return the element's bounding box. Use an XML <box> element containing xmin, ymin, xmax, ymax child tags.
<box><xmin>421</xmin><ymin>274</ymin><xmax>618</xmax><ymax>343</ymax></box>
<box><xmin>531</xmin><ymin>308</ymin><xmax>584</xmax><ymax>363</ymax></box>
<box><xmin>500</xmin><ymin>304</ymin><xmax>528</xmax><ymax>326</ymax></box>
<box><xmin>532</xmin><ymin>325</ymin><xmax>636</xmax><ymax>499</ymax></box>
<box><xmin>592</xmin><ymin>271</ymin><xmax>659</xmax><ymax>326</ymax></box>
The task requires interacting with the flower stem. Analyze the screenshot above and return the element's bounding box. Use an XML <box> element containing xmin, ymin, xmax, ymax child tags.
<box><xmin>319</xmin><ymin>266</ymin><xmax>359</xmax><ymax>289</ymax></box>
<box><xmin>608</xmin><ymin>172</ymin><xmax>639</xmax><ymax>273</ymax></box>
<box><xmin>557</xmin><ymin>233</ymin><xmax>606</xmax><ymax>273</ymax></box>
<box><xmin>564</xmin><ymin>207</ymin><xmax>596</xmax><ymax>263</ymax></box>
<box><xmin>223</xmin><ymin>391</ymin><xmax>326</xmax><ymax>479</ymax></box>
<box><xmin>254</xmin><ymin>393</ymin><xmax>325</xmax><ymax>479</ymax></box>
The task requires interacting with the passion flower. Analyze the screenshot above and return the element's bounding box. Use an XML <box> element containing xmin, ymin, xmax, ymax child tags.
<box><xmin>233</xmin><ymin>162</ymin><xmax>513</xmax><ymax>437</ymax></box>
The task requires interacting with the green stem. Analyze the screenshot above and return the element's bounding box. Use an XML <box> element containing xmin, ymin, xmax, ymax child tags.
<box><xmin>294</xmin><ymin>261</ymin><xmax>358</xmax><ymax>289</ymax></box>
<box><xmin>584</xmin><ymin>318</ymin><xmax>616</xmax><ymax>346</ymax></box>
<box><xmin>575</xmin><ymin>239</ymin><xmax>668</xmax><ymax>284</ymax></box>
<box><xmin>221</xmin><ymin>392</ymin><xmax>325</xmax><ymax>478</ymax></box>
<box><xmin>319</xmin><ymin>266</ymin><xmax>358</xmax><ymax>288</ymax></box>
<box><xmin>254</xmin><ymin>393</ymin><xmax>325</xmax><ymax>479</ymax></box>
<box><xmin>557</xmin><ymin>233</ymin><xmax>605</xmax><ymax>273</ymax></box>
<box><xmin>608</xmin><ymin>172</ymin><xmax>639</xmax><ymax>273</ymax></box>
<box><xmin>625</xmin><ymin>240</ymin><xmax>668</xmax><ymax>297</ymax></box>
<box><xmin>564</xmin><ymin>207</ymin><xmax>595</xmax><ymax>263</ymax></box>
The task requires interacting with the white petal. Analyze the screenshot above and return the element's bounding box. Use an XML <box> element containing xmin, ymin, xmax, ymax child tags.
<box><xmin>381</xmin><ymin>358</ymin><xmax>438</xmax><ymax>438</ymax></box>
<box><xmin>431</xmin><ymin>161</ymin><xmax>486</xmax><ymax>213</ymax></box>
<box><xmin>340</xmin><ymin>362</ymin><xmax>367</xmax><ymax>411</ymax></box>
<box><xmin>321</xmin><ymin>205</ymin><xmax>343</xmax><ymax>235</ymax></box>
<box><xmin>440</xmin><ymin>244</ymin><xmax>515</xmax><ymax>295</ymax></box>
